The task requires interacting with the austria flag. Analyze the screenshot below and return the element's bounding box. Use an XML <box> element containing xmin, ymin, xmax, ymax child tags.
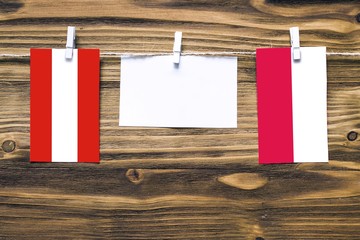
<box><xmin>256</xmin><ymin>47</ymin><xmax>328</xmax><ymax>164</ymax></box>
<box><xmin>30</xmin><ymin>49</ymin><xmax>100</xmax><ymax>163</ymax></box>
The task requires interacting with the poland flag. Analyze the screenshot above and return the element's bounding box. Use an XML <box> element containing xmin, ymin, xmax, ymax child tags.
<box><xmin>30</xmin><ymin>49</ymin><xmax>100</xmax><ymax>163</ymax></box>
<box><xmin>256</xmin><ymin>47</ymin><xmax>328</xmax><ymax>164</ymax></box>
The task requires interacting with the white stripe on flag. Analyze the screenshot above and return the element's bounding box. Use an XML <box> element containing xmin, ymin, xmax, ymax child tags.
<box><xmin>291</xmin><ymin>47</ymin><xmax>328</xmax><ymax>163</ymax></box>
<box><xmin>52</xmin><ymin>49</ymin><xmax>78</xmax><ymax>162</ymax></box>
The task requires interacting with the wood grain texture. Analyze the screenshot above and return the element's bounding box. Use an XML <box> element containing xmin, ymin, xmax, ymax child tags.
<box><xmin>0</xmin><ymin>0</ymin><xmax>359</xmax><ymax>239</ymax></box>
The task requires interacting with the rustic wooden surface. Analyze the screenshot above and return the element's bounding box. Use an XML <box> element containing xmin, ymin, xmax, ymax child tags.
<box><xmin>0</xmin><ymin>0</ymin><xmax>359</xmax><ymax>239</ymax></box>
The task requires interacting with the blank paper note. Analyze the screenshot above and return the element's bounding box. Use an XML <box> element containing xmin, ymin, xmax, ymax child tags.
<box><xmin>119</xmin><ymin>56</ymin><xmax>238</xmax><ymax>128</ymax></box>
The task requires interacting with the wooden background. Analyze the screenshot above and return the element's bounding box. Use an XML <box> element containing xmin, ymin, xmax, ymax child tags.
<box><xmin>0</xmin><ymin>0</ymin><xmax>359</xmax><ymax>239</ymax></box>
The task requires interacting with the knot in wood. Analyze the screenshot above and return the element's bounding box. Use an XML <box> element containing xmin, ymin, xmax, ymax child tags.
<box><xmin>2</xmin><ymin>140</ymin><xmax>16</xmax><ymax>153</ymax></box>
<box><xmin>347</xmin><ymin>131</ymin><xmax>358</xmax><ymax>141</ymax></box>
<box><xmin>356</xmin><ymin>13</ymin><xmax>360</xmax><ymax>23</ymax></box>
<box><xmin>125</xmin><ymin>169</ymin><xmax>144</xmax><ymax>184</ymax></box>
<box><xmin>255</xmin><ymin>237</ymin><xmax>265</xmax><ymax>240</ymax></box>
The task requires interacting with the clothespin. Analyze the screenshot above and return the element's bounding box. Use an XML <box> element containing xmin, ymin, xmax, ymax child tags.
<box><xmin>173</xmin><ymin>31</ymin><xmax>182</xmax><ymax>64</ymax></box>
<box><xmin>65</xmin><ymin>26</ymin><xmax>76</xmax><ymax>59</ymax></box>
<box><xmin>290</xmin><ymin>27</ymin><xmax>301</xmax><ymax>60</ymax></box>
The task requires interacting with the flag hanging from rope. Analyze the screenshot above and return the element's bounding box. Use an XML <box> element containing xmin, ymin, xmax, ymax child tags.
<box><xmin>30</xmin><ymin>49</ymin><xmax>100</xmax><ymax>163</ymax></box>
<box><xmin>256</xmin><ymin>47</ymin><xmax>328</xmax><ymax>164</ymax></box>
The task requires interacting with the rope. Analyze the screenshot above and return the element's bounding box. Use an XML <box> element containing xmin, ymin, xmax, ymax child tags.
<box><xmin>0</xmin><ymin>51</ymin><xmax>359</xmax><ymax>58</ymax></box>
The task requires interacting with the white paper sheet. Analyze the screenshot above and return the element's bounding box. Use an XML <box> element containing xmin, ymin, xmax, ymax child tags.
<box><xmin>119</xmin><ymin>56</ymin><xmax>237</xmax><ymax>128</ymax></box>
<box><xmin>291</xmin><ymin>47</ymin><xmax>329</xmax><ymax>162</ymax></box>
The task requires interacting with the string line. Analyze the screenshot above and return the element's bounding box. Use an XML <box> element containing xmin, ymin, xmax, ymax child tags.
<box><xmin>0</xmin><ymin>51</ymin><xmax>360</xmax><ymax>58</ymax></box>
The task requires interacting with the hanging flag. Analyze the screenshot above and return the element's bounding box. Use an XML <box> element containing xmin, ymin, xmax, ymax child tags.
<box><xmin>30</xmin><ymin>49</ymin><xmax>100</xmax><ymax>163</ymax></box>
<box><xmin>256</xmin><ymin>47</ymin><xmax>328</xmax><ymax>164</ymax></box>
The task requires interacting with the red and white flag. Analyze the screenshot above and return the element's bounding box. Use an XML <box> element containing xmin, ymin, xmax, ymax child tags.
<box><xmin>30</xmin><ymin>49</ymin><xmax>100</xmax><ymax>163</ymax></box>
<box><xmin>256</xmin><ymin>47</ymin><xmax>328</xmax><ymax>164</ymax></box>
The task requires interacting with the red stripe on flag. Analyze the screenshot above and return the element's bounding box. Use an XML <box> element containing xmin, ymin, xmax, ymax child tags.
<box><xmin>256</xmin><ymin>48</ymin><xmax>294</xmax><ymax>164</ymax></box>
<box><xmin>78</xmin><ymin>49</ymin><xmax>100</xmax><ymax>163</ymax></box>
<box><xmin>30</xmin><ymin>49</ymin><xmax>52</xmax><ymax>162</ymax></box>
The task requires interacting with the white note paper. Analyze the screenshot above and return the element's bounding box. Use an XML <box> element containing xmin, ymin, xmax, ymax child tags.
<box><xmin>119</xmin><ymin>56</ymin><xmax>237</xmax><ymax>128</ymax></box>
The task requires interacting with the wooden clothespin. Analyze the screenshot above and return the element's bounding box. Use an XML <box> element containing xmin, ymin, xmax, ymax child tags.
<box><xmin>173</xmin><ymin>31</ymin><xmax>182</xmax><ymax>64</ymax></box>
<box><xmin>65</xmin><ymin>26</ymin><xmax>76</xmax><ymax>59</ymax></box>
<box><xmin>290</xmin><ymin>27</ymin><xmax>301</xmax><ymax>61</ymax></box>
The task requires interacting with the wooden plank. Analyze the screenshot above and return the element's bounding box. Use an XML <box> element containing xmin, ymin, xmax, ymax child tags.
<box><xmin>0</xmin><ymin>166</ymin><xmax>360</xmax><ymax>239</ymax></box>
<box><xmin>0</xmin><ymin>1</ymin><xmax>359</xmax><ymax>54</ymax></box>
<box><xmin>0</xmin><ymin>0</ymin><xmax>359</xmax><ymax>239</ymax></box>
